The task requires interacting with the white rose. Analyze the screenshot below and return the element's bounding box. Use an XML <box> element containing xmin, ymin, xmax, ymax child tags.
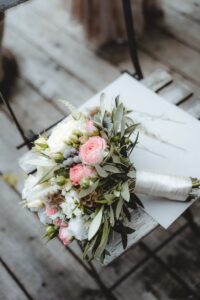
<box><xmin>60</xmin><ymin>190</ymin><xmax>81</xmax><ymax>218</ymax></box>
<box><xmin>47</xmin><ymin>119</ymin><xmax>87</xmax><ymax>153</ymax></box>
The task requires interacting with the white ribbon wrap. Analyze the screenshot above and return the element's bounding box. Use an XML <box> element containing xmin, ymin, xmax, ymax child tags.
<box><xmin>134</xmin><ymin>170</ymin><xmax>192</xmax><ymax>202</ymax></box>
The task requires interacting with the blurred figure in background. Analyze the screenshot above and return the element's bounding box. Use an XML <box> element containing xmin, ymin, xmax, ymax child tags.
<box><xmin>0</xmin><ymin>12</ymin><xmax>18</xmax><ymax>101</ymax></box>
<box><xmin>71</xmin><ymin>0</ymin><xmax>163</xmax><ymax>48</ymax></box>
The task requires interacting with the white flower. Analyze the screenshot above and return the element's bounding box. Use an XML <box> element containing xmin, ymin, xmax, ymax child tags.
<box><xmin>22</xmin><ymin>174</ymin><xmax>58</xmax><ymax>204</ymax></box>
<box><xmin>19</xmin><ymin>151</ymin><xmax>56</xmax><ymax>173</ymax></box>
<box><xmin>60</xmin><ymin>190</ymin><xmax>81</xmax><ymax>218</ymax></box>
<box><xmin>38</xmin><ymin>209</ymin><xmax>52</xmax><ymax>224</ymax></box>
<box><xmin>47</xmin><ymin>119</ymin><xmax>87</xmax><ymax>153</ymax></box>
<box><xmin>67</xmin><ymin>216</ymin><xmax>88</xmax><ymax>240</ymax></box>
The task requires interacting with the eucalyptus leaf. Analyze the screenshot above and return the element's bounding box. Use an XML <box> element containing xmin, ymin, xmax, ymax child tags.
<box><xmin>79</xmin><ymin>180</ymin><xmax>99</xmax><ymax>198</ymax></box>
<box><xmin>88</xmin><ymin>207</ymin><xmax>103</xmax><ymax>241</ymax></box>
<box><xmin>121</xmin><ymin>181</ymin><xmax>130</xmax><ymax>202</ymax></box>
<box><xmin>95</xmin><ymin>164</ymin><xmax>108</xmax><ymax>178</ymax></box>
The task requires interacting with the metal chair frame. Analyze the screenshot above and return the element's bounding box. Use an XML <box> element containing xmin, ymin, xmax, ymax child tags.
<box><xmin>2</xmin><ymin>1</ymin><xmax>200</xmax><ymax>299</ymax></box>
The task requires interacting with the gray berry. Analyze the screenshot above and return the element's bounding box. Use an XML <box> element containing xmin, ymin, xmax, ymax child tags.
<box><xmin>64</xmin><ymin>149</ymin><xmax>71</xmax><ymax>159</ymax></box>
<box><xmin>70</xmin><ymin>147</ymin><xmax>77</xmax><ymax>154</ymax></box>
<box><xmin>73</xmin><ymin>156</ymin><xmax>81</xmax><ymax>163</ymax></box>
<box><xmin>63</xmin><ymin>157</ymin><xmax>74</xmax><ymax>167</ymax></box>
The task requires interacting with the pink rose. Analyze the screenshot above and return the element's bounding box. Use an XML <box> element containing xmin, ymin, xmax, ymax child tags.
<box><xmin>59</xmin><ymin>227</ymin><xmax>71</xmax><ymax>246</ymax></box>
<box><xmin>79</xmin><ymin>137</ymin><xmax>106</xmax><ymax>165</ymax></box>
<box><xmin>86</xmin><ymin>120</ymin><xmax>96</xmax><ymax>135</ymax></box>
<box><xmin>45</xmin><ymin>206</ymin><xmax>58</xmax><ymax>216</ymax></box>
<box><xmin>54</xmin><ymin>218</ymin><xmax>67</xmax><ymax>227</ymax></box>
<box><xmin>70</xmin><ymin>164</ymin><xmax>96</xmax><ymax>185</ymax></box>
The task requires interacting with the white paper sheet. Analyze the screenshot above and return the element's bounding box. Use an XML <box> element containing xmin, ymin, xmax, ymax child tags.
<box><xmin>76</xmin><ymin>73</ymin><xmax>200</xmax><ymax>229</ymax></box>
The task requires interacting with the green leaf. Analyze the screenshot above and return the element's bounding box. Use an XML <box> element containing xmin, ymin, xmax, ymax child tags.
<box><xmin>109</xmin><ymin>206</ymin><xmax>115</xmax><ymax>227</ymax></box>
<box><xmin>123</xmin><ymin>205</ymin><xmax>131</xmax><ymax>222</ymax></box>
<box><xmin>124</xmin><ymin>123</ymin><xmax>139</xmax><ymax>136</ymax></box>
<box><xmin>129</xmin><ymin>132</ymin><xmax>139</xmax><ymax>156</ymax></box>
<box><xmin>125</xmin><ymin>227</ymin><xmax>135</xmax><ymax>234</ymax></box>
<box><xmin>82</xmin><ymin>236</ymin><xmax>98</xmax><ymax>259</ymax></box>
<box><xmin>94</xmin><ymin>219</ymin><xmax>110</xmax><ymax>258</ymax></box>
<box><xmin>116</xmin><ymin>198</ymin><xmax>123</xmax><ymax>220</ymax></box>
<box><xmin>95</xmin><ymin>164</ymin><xmax>108</xmax><ymax>178</ymax></box>
<box><xmin>88</xmin><ymin>207</ymin><xmax>103</xmax><ymax>241</ymax></box>
<box><xmin>112</xmin><ymin>155</ymin><xmax>121</xmax><ymax>164</ymax></box>
<box><xmin>79</xmin><ymin>180</ymin><xmax>99</xmax><ymax>198</ymax></box>
<box><xmin>121</xmin><ymin>181</ymin><xmax>130</xmax><ymax>202</ymax></box>
<box><xmin>103</xmin><ymin>165</ymin><xmax>122</xmax><ymax>173</ymax></box>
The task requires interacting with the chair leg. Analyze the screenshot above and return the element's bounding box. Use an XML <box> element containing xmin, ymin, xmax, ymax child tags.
<box><xmin>0</xmin><ymin>12</ymin><xmax>5</xmax><ymax>82</ymax></box>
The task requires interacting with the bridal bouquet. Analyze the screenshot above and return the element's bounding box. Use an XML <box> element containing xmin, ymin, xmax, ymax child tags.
<box><xmin>20</xmin><ymin>95</ymin><xmax>200</xmax><ymax>262</ymax></box>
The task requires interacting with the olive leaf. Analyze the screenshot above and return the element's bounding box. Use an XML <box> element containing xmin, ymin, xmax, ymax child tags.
<box><xmin>79</xmin><ymin>180</ymin><xmax>99</xmax><ymax>198</ymax></box>
<box><xmin>88</xmin><ymin>206</ymin><xmax>104</xmax><ymax>241</ymax></box>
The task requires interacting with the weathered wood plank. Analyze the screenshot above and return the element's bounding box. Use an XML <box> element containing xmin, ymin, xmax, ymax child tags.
<box><xmin>0</xmin><ymin>179</ymin><xmax>96</xmax><ymax>300</ymax></box>
<box><xmin>0</xmin><ymin>0</ymin><xmax>28</xmax><ymax>11</ymax></box>
<box><xmin>114</xmin><ymin>257</ymin><xmax>194</xmax><ymax>300</ymax></box>
<box><xmin>139</xmin><ymin>28</ymin><xmax>200</xmax><ymax>86</ymax></box>
<box><xmin>156</xmin><ymin>3</ymin><xmax>200</xmax><ymax>52</ymax></box>
<box><xmin>163</xmin><ymin>0</ymin><xmax>200</xmax><ymax>23</ymax></box>
<box><xmin>7</xmin><ymin>5</ymin><xmax>119</xmax><ymax>92</ymax></box>
<box><xmin>0</xmin><ymin>262</ymin><xmax>29</xmax><ymax>300</ymax></box>
<box><xmin>180</xmin><ymin>98</ymin><xmax>200</xmax><ymax>119</ymax></box>
<box><xmin>4</xmin><ymin>25</ymin><xmax>94</xmax><ymax>107</ymax></box>
<box><xmin>159</xmin><ymin>82</ymin><xmax>193</xmax><ymax>105</ymax></box>
<box><xmin>142</xmin><ymin>69</ymin><xmax>172</xmax><ymax>92</ymax></box>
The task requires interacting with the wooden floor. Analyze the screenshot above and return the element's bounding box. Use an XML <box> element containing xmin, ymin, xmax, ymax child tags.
<box><xmin>0</xmin><ymin>0</ymin><xmax>200</xmax><ymax>299</ymax></box>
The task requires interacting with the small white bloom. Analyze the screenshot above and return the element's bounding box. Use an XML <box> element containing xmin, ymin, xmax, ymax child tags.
<box><xmin>60</xmin><ymin>190</ymin><xmax>81</xmax><ymax>218</ymax></box>
<box><xmin>67</xmin><ymin>216</ymin><xmax>88</xmax><ymax>240</ymax></box>
<box><xmin>38</xmin><ymin>209</ymin><xmax>52</xmax><ymax>224</ymax></box>
<box><xmin>47</xmin><ymin>119</ymin><xmax>87</xmax><ymax>153</ymax></box>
